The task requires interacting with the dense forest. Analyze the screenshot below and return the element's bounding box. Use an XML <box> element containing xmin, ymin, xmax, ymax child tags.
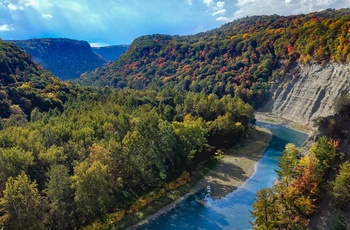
<box><xmin>77</xmin><ymin>8</ymin><xmax>350</xmax><ymax>108</ymax></box>
<box><xmin>0</xmin><ymin>40</ymin><xmax>80</xmax><ymax>122</ymax></box>
<box><xmin>0</xmin><ymin>39</ymin><xmax>254</xmax><ymax>229</ymax></box>
<box><xmin>2</xmin><ymin>8</ymin><xmax>350</xmax><ymax>230</ymax></box>
<box><xmin>9</xmin><ymin>38</ymin><xmax>107</xmax><ymax>80</ymax></box>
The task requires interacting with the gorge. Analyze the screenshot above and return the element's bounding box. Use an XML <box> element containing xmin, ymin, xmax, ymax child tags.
<box><xmin>1</xmin><ymin>8</ymin><xmax>350</xmax><ymax>230</ymax></box>
<box><xmin>138</xmin><ymin>122</ymin><xmax>308</xmax><ymax>230</ymax></box>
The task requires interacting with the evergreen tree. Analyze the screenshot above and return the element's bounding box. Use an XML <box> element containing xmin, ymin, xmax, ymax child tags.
<box><xmin>251</xmin><ymin>188</ymin><xmax>281</xmax><ymax>230</ymax></box>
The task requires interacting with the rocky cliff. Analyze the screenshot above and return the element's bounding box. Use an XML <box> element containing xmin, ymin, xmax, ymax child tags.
<box><xmin>259</xmin><ymin>63</ymin><xmax>350</xmax><ymax>127</ymax></box>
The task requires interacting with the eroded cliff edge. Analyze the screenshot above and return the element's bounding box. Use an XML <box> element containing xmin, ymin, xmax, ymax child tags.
<box><xmin>259</xmin><ymin>63</ymin><xmax>350</xmax><ymax>127</ymax></box>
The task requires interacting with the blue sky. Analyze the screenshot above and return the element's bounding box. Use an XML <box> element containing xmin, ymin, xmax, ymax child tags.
<box><xmin>0</xmin><ymin>0</ymin><xmax>348</xmax><ymax>46</ymax></box>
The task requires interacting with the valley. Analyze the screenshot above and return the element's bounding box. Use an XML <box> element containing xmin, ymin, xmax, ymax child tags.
<box><xmin>138</xmin><ymin>122</ymin><xmax>307</xmax><ymax>230</ymax></box>
<box><xmin>0</xmin><ymin>8</ymin><xmax>350</xmax><ymax>230</ymax></box>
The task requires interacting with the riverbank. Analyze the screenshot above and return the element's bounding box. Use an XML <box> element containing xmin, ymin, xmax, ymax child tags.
<box><xmin>255</xmin><ymin>112</ymin><xmax>314</xmax><ymax>153</ymax></box>
<box><xmin>192</xmin><ymin>126</ymin><xmax>272</xmax><ymax>199</ymax></box>
<box><xmin>125</xmin><ymin>126</ymin><xmax>272</xmax><ymax>229</ymax></box>
<box><xmin>255</xmin><ymin>112</ymin><xmax>314</xmax><ymax>134</ymax></box>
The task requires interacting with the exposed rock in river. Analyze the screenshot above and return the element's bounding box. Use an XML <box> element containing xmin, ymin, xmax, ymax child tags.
<box><xmin>259</xmin><ymin>63</ymin><xmax>350</xmax><ymax>127</ymax></box>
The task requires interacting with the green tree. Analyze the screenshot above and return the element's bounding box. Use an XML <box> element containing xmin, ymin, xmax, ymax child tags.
<box><xmin>251</xmin><ymin>188</ymin><xmax>281</xmax><ymax>230</ymax></box>
<box><xmin>309</xmin><ymin>136</ymin><xmax>338</xmax><ymax>171</ymax></box>
<box><xmin>39</xmin><ymin>145</ymin><xmax>66</xmax><ymax>165</ymax></box>
<box><xmin>71</xmin><ymin>161</ymin><xmax>111</xmax><ymax>225</ymax></box>
<box><xmin>0</xmin><ymin>147</ymin><xmax>34</xmax><ymax>189</ymax></box>
<box><xmin>276</xmin><ymin>144</ymin><xmax>300</xmax><ymax>186</ymax></box>
<box><xmin>332</xmin><ymin>161</ymin><xmax>350</xmax><ymax>206</ymax></box>
<box><xmin>172</xmin><ymin>118</ymin><xmax>207</xmax><ymax>164</ymax></box>
<box><xmin>45</xmin><ymin>164</ymin><xmax>74</xmax><ymax>229</ymax></box>
<box><xmin>209</xmin><ymin>113</ymin><xmax>246</xmax><ymax>147</ymax></box>
<box><xmin>0</xmin><ymin>172</ymin><xmax>44</xmax><ymax>230</ymax></box>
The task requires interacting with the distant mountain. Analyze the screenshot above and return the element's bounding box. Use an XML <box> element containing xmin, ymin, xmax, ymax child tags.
<box><xmin>8</xmin><ymin>38</ymin><xmax>107</xmax><ymax>80</ymax></box>
<box><xmin>77</xmin><ymin>8</ymin><xmax>350</xmax><ymax>108</ymax></box>
<box><xmin>0</xmin><ymin>39</ymin><xmax>79</xmax><ymax>120</ymax></box>
<box><xmin>92</xmin><ymin>45</ymin><xmax>129</xmax><ymax>62</ymax></box>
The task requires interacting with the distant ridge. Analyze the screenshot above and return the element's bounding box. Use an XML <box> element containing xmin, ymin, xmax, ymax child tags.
<box><xmin>92</xmin><ymin>45</ymin><xmax>129</xmax><ymax>62</ymax></box>
<box><xmin>8</xmin><ymin>38</ymin><xmax>107</xmax><ymax>80</ymax></box>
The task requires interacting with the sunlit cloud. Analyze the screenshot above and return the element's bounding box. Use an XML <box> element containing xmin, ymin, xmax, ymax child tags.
<box><xmin>232</xmin><ymin>0</ymin><xmax>349</xmax><ymax>19</ymax></box>
<box><xmin>216</xmin><ymin>16</ymin><xmax>229</xmax><ymax>21</ymax></box>
<box><xmin>25</xmin><ymin>0</ymin><xmax>39</xmax><ymax>8</ymax></box>
<box><xmin>203</xmin><ymin>0</ymin><xmax>228</xmax><ymax>21</ymax></box>
<box><xmin>90</xmin><ymin>42</ymin><xmax>111</xmax><ymax>47</ymax></box>
<box><xmin>212</xmin><ymin>9</ymin><xmax>226</xmax><ymax>16</ymax></box>
<box><xmin>42</xmin><ymin>13</ymin><xmax>52</xmax><ymax>19</ymax></box>
<box><xmin>4</xmin><ymin>0</ymin><xmax>39</xmax><ymax>10</ymax></box>
<box><xmin>216</xmin><ymin>1</ymin><xmax>225</xmax><ymax>8</ymax></box>
<box><xmin>0</xmin><ymin>24</ymin><xmax>13</xmax><ymax>31</ymax></box>
<box><xmin>7</xmin><ymin>3</ymin><xmax>24</xmax><ymax>10</ymax></box>
<box><xmin>203</xmin><ymin>0</ymin><xmax>213</xmax><ymax>7</ymax></box>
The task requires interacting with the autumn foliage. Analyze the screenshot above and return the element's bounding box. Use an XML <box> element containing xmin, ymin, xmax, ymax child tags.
<box><xmin>252</xmin><ymin>136</ymin><xmax>339</xmax><ymax>229</ymax></box>
<box><xmin>78</xmin><ymin>9</ymin><xmax>350</xmax><ymax>108</ymax></box>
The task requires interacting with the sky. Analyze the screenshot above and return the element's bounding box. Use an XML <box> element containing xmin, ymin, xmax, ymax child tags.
<box><xmin>0</xmin><ymin>0</ymin><xmax>349</xmax><ymax>46</ymax></box>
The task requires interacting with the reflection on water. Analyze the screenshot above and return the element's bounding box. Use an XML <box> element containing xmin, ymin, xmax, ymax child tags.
<box><xmin>139</xmin><ymin>122</ymin><xmax>308</xmax><ymax>230</ymax></box>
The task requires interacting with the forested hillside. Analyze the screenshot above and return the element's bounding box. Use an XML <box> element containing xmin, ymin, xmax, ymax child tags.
<box><xmin>0</xmin><ymin>40</ymin><xmax>79</xmax><ymax>125</ymax></box>
<box><xmin>2</xmin><ymin>8</ymin><xmax>350</xmax><ymax>230</ymax></box>
<box><xmin>0</xmin><ymin>39</ymin><xmax>254</xmax><ymax>229</ymax></box>
<box><xmin>92</xmin><ymin>45</ymin><xmax>130</xmax><ymax>62</ymax></box>
<box><xmin>9</xmin><ymin>38</ymin><xmax>107</xmax><ymax>80</ymax></box>
<box><xmin>78</xmin><ymin>8</ymin><xmax>350</xmax><ymax>107</ymax></box>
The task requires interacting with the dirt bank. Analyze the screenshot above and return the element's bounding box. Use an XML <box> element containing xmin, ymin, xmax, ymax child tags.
<box><xmin>255</xmin><ymin>112</ymin><xmax>313</xmax><ymax>134</ymax></box>
<box><xmin>192</xmin><ymin>126</ymin><xmax>272</xmax><ymax>199</ymax></box>
<box><xmin>127</xmin><ymin>127</ymin><xmax>272</xmax><ymax>229</ymax></box>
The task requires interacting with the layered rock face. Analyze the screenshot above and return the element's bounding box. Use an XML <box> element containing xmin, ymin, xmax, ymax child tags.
<box><xmin>260</xmin><ymin>63</ymin><xmax>350</xmax><ymax>127</ymax></box>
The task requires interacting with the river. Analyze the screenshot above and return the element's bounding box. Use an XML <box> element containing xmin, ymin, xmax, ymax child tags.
<box><xmin>138</xmin><ymin>122</ymin><xmax>308</xmax><ymax>230</ymax></box>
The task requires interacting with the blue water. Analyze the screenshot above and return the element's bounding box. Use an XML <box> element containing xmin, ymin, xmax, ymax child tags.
<box><xmin>139</xmin><ymin>122</ymin><xmax>308</xmax><ymax>230</ymax></box>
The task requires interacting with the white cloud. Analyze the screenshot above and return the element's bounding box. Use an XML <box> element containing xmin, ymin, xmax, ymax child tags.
<box><xmin>42</xmin><ymin>13</ymin><xmax>52</xmax><ymax>19</ymax></box>
<box><xmin>216</xmin><ymin>16</ymin><xmax>229</xmax><ymax>21</ymax></box>
<box><xmin>7</xmin><ymin>3</ymin><xmax>24</xmax><ymax>10</ymax></box>
<box><xmin>0</xmin><ymin>24</ymin><xmax>14</xmax><ymax>31</ymax></box>
<box><xmin>90</xmin><ymin>42</ymin><xmax>110</xmax><ymax>47</ymax></box>
<box><xmin>187</xmin><ymin>0</ymin><xmax>193</xmax><ymax>5</ymax></box>
<box><xmin>25</xmin><ymin>0</ymin><xmax>39</xmax><ymax>9</ymax></box>
<box><xmin>232</xmin><ymin>0</ymin><xmax>350</xmax><ymax>19</ymax></box>
<box><xmin>203</xmin><ymin>0</ymin><xmax>213</xmax><ymax>7</ymax></box>
<box><xmin>57</xmin><ymin>1</ymin><xmax>87</xmax><ymax>14</ymax></box>
<box><xmin>212</xmin><ymin>9</ymin><xmax>226</xmax><ymax>16</ymax></box>
<box><xmin>216</xmin><ymin>1</ymin><xmax>225</xmax><ymax>8</ymax></box>
<box><xmin>203</xmin><ymin>0</ymin><xmax>227</xmax><ymax>20</ymax></box>
<box><xmin>5</xmin><ymin>0</ymin><xmax>39</xmax><ymax>10</ymax></box>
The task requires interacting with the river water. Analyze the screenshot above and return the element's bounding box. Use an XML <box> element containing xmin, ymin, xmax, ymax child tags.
<box><xmin>139</xmin><ymin>122</ymin><xmax>308</xmax><ymax>230</ymax></box>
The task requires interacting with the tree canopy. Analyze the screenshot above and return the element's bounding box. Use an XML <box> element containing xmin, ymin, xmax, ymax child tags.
<box><xmin>77</xmin><ymin>9</ymin><xmax>350</xmax><ymax>108</ymax></box>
